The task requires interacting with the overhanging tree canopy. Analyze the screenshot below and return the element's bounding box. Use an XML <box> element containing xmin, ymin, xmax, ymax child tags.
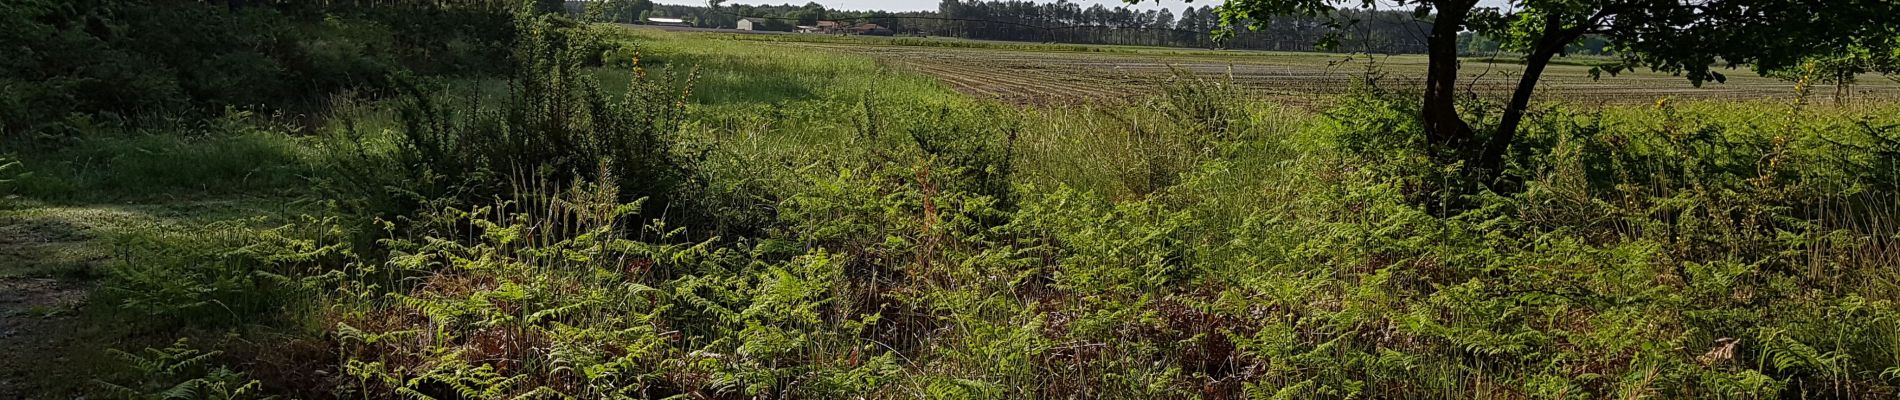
<box><xmin>1171</xmin><ymin>0</ymin><xmax>1900</xmax><ymax>183</ymax></box>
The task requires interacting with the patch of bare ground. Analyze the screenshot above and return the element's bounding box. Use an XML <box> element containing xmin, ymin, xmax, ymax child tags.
<box><xmin>0</xmin><ymin>277</ymin><xmax>91</xmax><ymax>399</ymax></box>
<box><xmin>0</xmin><ymin>217</ymin><xmax>107</xmax><ymax>278</ymax></box>
<box><xmin>0</xmin><ymin>199</ymin><xmax>296</xmax><ymax>397</ymax></box>
<box><xmin>0</xmin><ymin>213</ymin><xmax>100</xmax><ymax>399</ymax></box>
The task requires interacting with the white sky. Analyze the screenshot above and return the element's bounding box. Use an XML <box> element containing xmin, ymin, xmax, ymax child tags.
<box><xmin>660</xmin><ymin>1</ymin><xmax>1516</xmax><ymax>13</ymax></box>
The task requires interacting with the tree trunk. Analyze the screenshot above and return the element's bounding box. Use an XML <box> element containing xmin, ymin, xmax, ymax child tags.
<box><xmin>1478</xmin><ymin>23</ymin><xmax>1578</xmax><ymax>179</ymax></box>
<box><xmin>1477</xmin><ymin>47</ymin><xmax>1554</xmax><ymax>177</ymax></box>
<box><xmin>1422</xmin><ymin>3</ymin><xmax>1474</xmax><ymax>159</ymax></box>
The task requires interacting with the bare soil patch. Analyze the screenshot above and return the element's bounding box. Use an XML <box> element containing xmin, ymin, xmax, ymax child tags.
<box><xmin>782</xmin><ymin>41</ymin><xmax>1900</xmax><ymax>106</ymax></box>
<box><xmin>0</xmin><ymin>277</ymin><xmax>91</xmax><ymax>399</ymax></box>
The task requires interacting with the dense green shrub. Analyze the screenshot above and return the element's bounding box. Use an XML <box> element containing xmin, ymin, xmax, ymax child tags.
<box><xmin>323</xmin><ymin>177</ymin><xmax>911</xmax><ymax>398</ymax></box>
<box><xmin>327</xmin><ymin>11</ymin><xmax>693</xmax><ymax>230</ymax></box>
<box><xmin>901</xmin><ymin>104</ymin><xmax>1021</xmax><ymax>207</ymax></box>
<box><xmin>101</xmin><ymin>216</ymin><xmax>345</xmax><ymax>329</ymax></box>
<box><xmin>0</xmin><ymin>0</ymin><xmax>516</xmax><ymax>136</ymax></box>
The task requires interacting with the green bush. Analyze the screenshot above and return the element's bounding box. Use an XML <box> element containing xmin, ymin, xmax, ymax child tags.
<box><xmin>328</xmin><ymin>11</ymin><xmax>695</xmax><ymax>232</ymax></box>
<box><xmin>0</xmin><ymin>0</ymin><xmax>517</xmax><ymax>137</ymax></box>
<box><xmin>326</xmin><ymin>177</ymin><xmax>908</xmax><ymax>398</ymax></box>
<box><xmin>100</xmin><ymin>217</ymin><xmax>346</xmax><ymax>329</ymax></box>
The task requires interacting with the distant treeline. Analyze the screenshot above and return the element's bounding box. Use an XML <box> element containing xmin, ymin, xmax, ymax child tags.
<box><xmin>1457</xmin><ymin>30</ymin><xmax>1611</xmax><ymax>56</ymax></box>
<box><xmin>635</xmin><ymin>1</ymin><xmax>1434</xmax><ymax>53</ymax></box>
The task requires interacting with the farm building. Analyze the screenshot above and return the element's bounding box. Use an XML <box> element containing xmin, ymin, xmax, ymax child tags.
<box><xmin>644</xmin><ymin>17</ymin><xmax>689</xmax><ymax>27</ymax></box>
<box><xmin>799</xmin><ymin>21</ymin><xmax>845</xmax><ymax>34</ymax></box>
<box><xmin>849</xmin><ymin>23</ymin><xmax>894</xmax><ymax>36</ymax></box>
<box><xmin>796</xmin><ymin>21</ymin><xmax>891</xmax><ymax>36</ymax></box>
<box><xmin>737</xmin><ymin>18</ymin><xmax>766</xmax><ymax>31</ymax></box>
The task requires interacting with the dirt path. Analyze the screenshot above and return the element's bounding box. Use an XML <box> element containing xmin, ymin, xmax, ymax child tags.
<box><xmin>0</xmin><ymin>199</ymin><xmax>303</xmax><ymax>397</ymax></box>
<box><xmin>0</xmin><ymin>277</ymin><xmax>90</xmax><ymax>399</ymax></box>
<box><xmin>0</xmin><ymin>210</ymin><xmax>105</xmax><ymax>398</ymax></box>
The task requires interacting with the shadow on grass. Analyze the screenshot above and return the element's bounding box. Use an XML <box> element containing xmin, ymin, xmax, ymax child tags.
<box><xmin>4</xmin><ymin>129</ymin><xmax>320</xmax><ymax>204</ymax></box>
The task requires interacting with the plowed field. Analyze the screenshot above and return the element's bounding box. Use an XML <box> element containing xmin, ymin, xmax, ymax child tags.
<box><xmin>780</xmin><ymin>41</ymin><xmax>1900</xmax><ymax>106</ymax></box>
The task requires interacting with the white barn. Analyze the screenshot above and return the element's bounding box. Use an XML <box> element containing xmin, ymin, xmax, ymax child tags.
<box><xmin>737</xmin><ymin>18</ymin><xmax>766</xmax><ymax>31</ymax></box>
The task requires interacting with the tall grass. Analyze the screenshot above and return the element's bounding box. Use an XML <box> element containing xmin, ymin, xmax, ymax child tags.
<box><xmin>2</xmin><ymin>110</ymin><xmax>320</xmax><ymax>203</ymax></box>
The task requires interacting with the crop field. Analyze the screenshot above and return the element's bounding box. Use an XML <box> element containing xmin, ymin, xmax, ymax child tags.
<box><xmin>756</xmin><ymin>38</ymin><xmax>1900</xmax><ymax>106</ymax></box>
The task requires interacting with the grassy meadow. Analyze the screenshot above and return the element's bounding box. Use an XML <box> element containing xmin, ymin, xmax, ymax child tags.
<box><xmin>7</xmin><ymin>11</ymin><xmax>1900</xmax><ymax>400</ymax></box>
